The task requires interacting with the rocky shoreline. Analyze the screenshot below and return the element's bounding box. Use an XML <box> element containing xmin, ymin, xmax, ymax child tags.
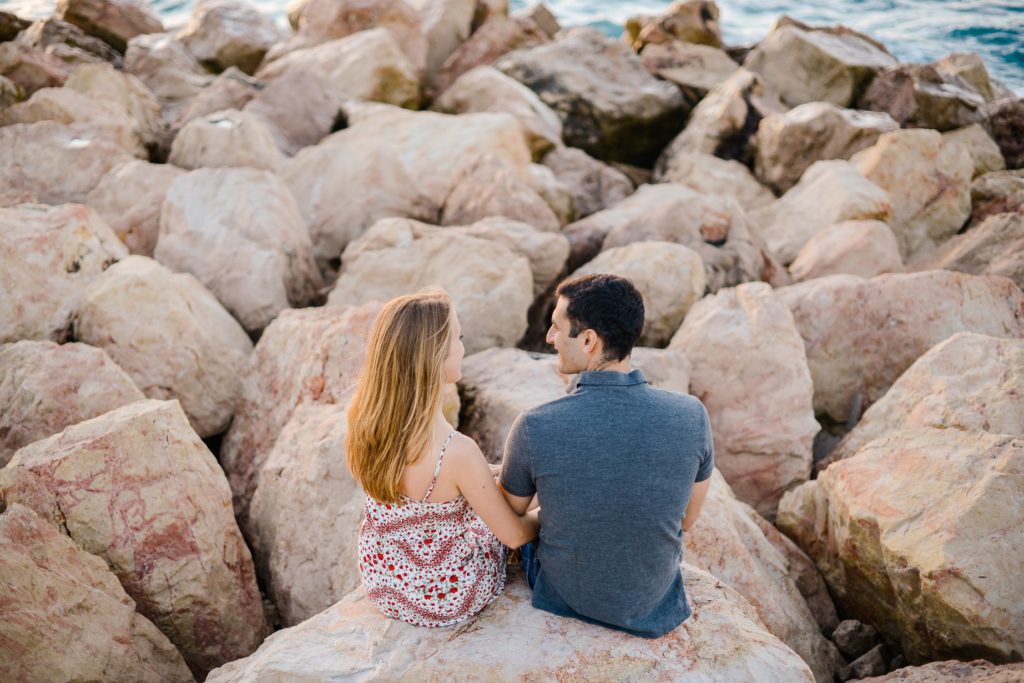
<box><xmin>1</xmin><ymin>0</ymin><xmax>1023</xmax><ymax>681</ymax></box>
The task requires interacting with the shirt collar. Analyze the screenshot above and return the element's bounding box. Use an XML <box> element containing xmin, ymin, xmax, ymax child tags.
<box><xmin>572</xmin><ymin>369</ymin><xmax>648</xmax><ymax>390</ymax></box>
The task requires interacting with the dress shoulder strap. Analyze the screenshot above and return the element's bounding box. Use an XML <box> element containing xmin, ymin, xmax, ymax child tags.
<box><xmin>421</xmin><ymin>430</ymin><xmax>457</xmax><ymax>503</ymax></box>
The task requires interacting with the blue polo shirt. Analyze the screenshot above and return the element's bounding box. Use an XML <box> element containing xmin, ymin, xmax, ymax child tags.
<box><xmin>500</xmin><ymin>368</ymin><xmax>714</xmax><ymax>638</ymax></box>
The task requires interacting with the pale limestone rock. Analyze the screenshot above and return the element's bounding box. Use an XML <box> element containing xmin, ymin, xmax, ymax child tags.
<box><xmin>0</xmin><ymin>122</ymin><xmax>134</xmax><ymax>204</ymax></box>
<box><xmin>328</xmin><ymin>219</ymin><xmax>532</xmax><ymax>354</ymax></box>
<box><xmin>743</xmin><ymin>21</ymin><xmax>896</xmax><ymax>108</ymax></box>
<box><xmin>572</xmin><ymin>241</ymin><xmax>706</xmax><ymax>346</ymax></box>
<box><xmin>659</xmin><ymin>150</ymin><xmax>774</xmax><ymax>211</ymax></box>
<box><xmin>179</xmin><ymin>0</ymin><xmax>282</xmax><ymax>75</ymax></box>
<box><xmin>943</xmin><ymin>123</ymin><xmax>1006</xmax><ymax>178</ymax></box>
<box><xmin>124</xmin><ymin>32</ymin><xmax>212</xmax><ymax>117</ymax></box>
<box><xmin>432</xmin><ymin>65</ymin><xmax>562</xmax><ymax>156</ymax></box>
<box><xmin>282</xmin><ymin>107</ymin><xmax>532</xmax><ymax>264</ymax></box>
<box><xmin>57</xmin><ymin>0</ymin><xmax>164</xmax><ymax>52</ymax></box>
<box><xmin>625</xmin><ymin>0</ymin><xmax>723</xmax><ymax>50</ymax></box>
<box><xmin>257</xmin><ymin>29</ymin><xmax>420</xmax><ymax>109</ymax></box>
<box><xmin>911</xmin><ymin>212</ymin><xmax>1024</xmax><ymax>290</ymax></box>
<box><xmin>970</xmin><ymin>169</ymin><xmax>1024</xmax><ymax>225</ymax></box>
<box><xmin>74</xmin><ymin>256</ymin><xmax>253</xmax><ymax>437</ymax></box>
<box><xmin>640</xmin><ymin>40</ymin><xmax>738</xmax><ymax>103</ymax></box>
<box><xmin>541</xmin><ymin>145</ymin><xmax>632</xmax><ymax>219</ymax></box>
<box><xmin>249</xmin><ymin>402</ymin><xmax>361</xmax><ymax>626</ymax></box>
<box><xmin>754</xmin><ymin>102</ymin><xmax>899</xmax><ymax>193</ymax></box>
<box><xmin>670</xmin><ymin>283</ymin><xmax>818</xmax><ymax>517</ymax></box>
<box><xmin>219</xmin><ymin>303</ymin><xmax>381</xmax><ymax>518</ymax></box>
<box><xmin>86</xmin><ymin>160</ymin><xmax>185</xmax><ymax>256</ymax></box>
<box><xmin>0</xmin><ymin>503</ymin><xmax>193</xmax><ymax>683</ymax></box>
<box><xmin>0</xmin><ymin>399</ymin><xmax>269</xmax><ymax>678</ymax></box>
<box><xmin>527</xmin><ymin>163</ymin><xmax>574</xmax><ymax>226</ymax></box>
<box><xmin>156</xmin><ymin>167</ymin><xmax>323</xmax><ymax>332</ymax></box>
<box><xmin>858</xmin><ymin>660</ymin><xmax>1024</xmax><ymax>682</ymax></box>
<box><xmin>408</xmin><ymin>0</ymin><xmax>475</xmax><ymax>80</ymax></box>
<box><xmin>823</xmin><ymin>333</ymin><xmax>1024</xmax><ymax>468</ymax></box>
<box><xmin>686</xmin><ymin>472</ymin><xmax>841</xmax><ymax>682</ymax></box>
<box><xmin>934</xmin><ymin>52</ymin><xmax>1008</xmax><ymax>103</ymax></box>
<box><xmin>168</xmin><ymin>108</ymin><xmax>285</xmax><ymax>171</ymax></box>
<box><xmin>65</xmin><ymin>62</ymin><xmax>165</xmax><ymax>154</ymax></box>
<box><xmin>0</xmin><ymin>340</ymin><xmax>143</xmax><ymax>467</ymax></box>
<box><xmin>171</xmin><ymin>66</ymin><xmax>260</xmax><ymax>133</ymax></box>
<box><xmin>0</xmin><ymin>40</ymin><xmax>71</xmax><ymax>95</ymax></box>
<box><xmin>858</xmin><ymin>63</ymin><xmax>988</xmax><ymax>131</ymax></box>
<box><xmin>496</xmin><ymin>27</ymin><xmax>686</xmax><ymax>165</ymax></box>
<box><xmin>242</xmin><ymin>68</ymin><xmax>344</xmax><ymax>155</ymax></box>
<box><xmin>852</xmin><ymin>129</ymin><xmax>974</xmax><ymax>259</ymax></box>
<box><xmin>788</xmin><ymin>220</ymin><xmax>903</xmax><ymax>283</ymax></box>
<box><xmin>750</xmin><ymin>160</ymin><xmax>893</xmax><ymax>266</ymax></box>
<box><xmin>776</xmin><ymin>270</ymin><xmax>1024</xmax><ymax>423</ymax></box>
<box><xmin>207</xmin><ymin>564</ymin><xmax>814</xmax><ymax>682</ymax></box>
<box><xmin>16</xmin><ymin>16</ymin><xmax>123</xmax><ymax>69</ymax></box>
<box><xmin>441</xmin><ymin>155</ymin><xmax>560</xmax><ymax>231</ymax></box>
<box><xmin>0</xmin><ymin>203</ymin><xmax>127</xmax><ymax>344</ymax></box>
<box><xmin>777</xmin><ymin>428</ymin><xmax>1024</xmax><ymax>663</ymax></box>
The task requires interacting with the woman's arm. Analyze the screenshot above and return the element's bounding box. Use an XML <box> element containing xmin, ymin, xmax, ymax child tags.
<box><xmin>450</xmin><ymin>437</ymin><xmax>539</xmax><ymax>548</ymax></box>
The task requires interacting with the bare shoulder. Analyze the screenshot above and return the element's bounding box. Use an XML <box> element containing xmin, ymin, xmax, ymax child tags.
<box><xmin>444</xmin><ymin>431</ymin><xmax>486</xmax><ymax>464</ymax></box>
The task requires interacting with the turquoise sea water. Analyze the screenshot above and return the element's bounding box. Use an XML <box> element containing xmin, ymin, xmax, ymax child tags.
<box><xmin>3</xmin><ymin>0</ymin><xmax>1021</xmax><ymax>94</ymax></box>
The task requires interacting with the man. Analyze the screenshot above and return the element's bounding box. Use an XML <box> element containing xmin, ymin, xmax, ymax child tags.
<box><xmin>499</xmin><ymin>273</ymin><xmax>713</xmax><ymax>638</ymax></box>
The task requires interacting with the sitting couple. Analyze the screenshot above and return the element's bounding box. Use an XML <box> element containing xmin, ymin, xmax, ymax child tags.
<box><xmin>348</xmin><ymin>274</ymin><xmax>714</xmax><ymax>637</ymax></box>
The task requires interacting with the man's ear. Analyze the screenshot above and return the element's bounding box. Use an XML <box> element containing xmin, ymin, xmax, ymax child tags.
<box><xmin>582</xmin><ymin>329</ymin><xmax>601</xmax><ymax>355</ymax></box>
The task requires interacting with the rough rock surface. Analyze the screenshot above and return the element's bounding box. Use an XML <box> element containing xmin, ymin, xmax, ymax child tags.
<box><xmin>659</xmin><ymin>150</ymin><xmax>774</xmax><ymax>211</ymax></box>
<box><xmin>179</xmin><ymin>0</ymin><xmax>282</xmax><ymax>75</ymax></box>
<box><xmin>670</xmin><ymin>283</ymin><xmax>818</xmax><ymax>517</ymax></box>
<box><xmin>124</xmin><ymin>32</ymin><xmax>212</xmax><ymax>113</ymax></box>
<box><xmin>409</xmin><ymin>0</ymin><xmax>475</xmax><ymax>80</ymax></box>
<box><xmin>0</xmin><ymin>503</ymin><xmax>193</xmax><ymax>683</ymax></box>
<box><xmin>0</xmin><ymin>41</ymin><xmax>71</xmax><ymax>95</ymax></box>
<box><xmin>858</xmin><ymin>660</ymin><xmax>1024</xmax><ymax>682</ymax></box>
<box><xmin>626</xmin><ymin>0</ymin><xmax>723</xmax><ymax>50</ymax></box>
<box><xmin>57</xmin><ymin>0</ymin><xmax>164</xmax><ymax>52</ymax></box>
<box><xmin>943</xmin><ymin>123</ymin><xmax>1006</xmax><ymax>178</ymax></box>
<box><xmin>777</xmin><ymin>270</ymin><xmax>1024</xmax><ymax>425</ymax></box>
<box><xmin>207</xmin><ymin>565</ymin><xmax>814</xmax><ymax>682</ymax></box>
<box><xmin>777</xmin><ymin>427</ymin><xmax>1024</xmax><ymax>663</ymax></box>
<box><xmin>540</xmin><ymin>145</ymin><xmax>633</xmax><ymax>219</ymax></box>
<box><xmin>242</xmin><ymin>67</ymin><xmax>344</xmax><ymax>155</ymax></box>
<box><xmin>168</xmin><ymin>108</ymin><xmax>286</xmax><ymax>171</ymax></box>
<box><xmin>16</xmin><ymin>16</ymin><xmax>123</xmax><ymax>69</ymax></box>
<box><xmin>441</xmin><ymin>155</ymin><xmax>560</xmax><ymax>231</ymax></box>
<box><xmin>910</xmin><ymin>212</ymin><xmax>1024</xmax><ymax>290</ymax></box>
<box><xmin>0</xmin><ymin>399</ymin><xmax>270</xmax><ymax>677</ymax></box>
<box><xmin>167</xmin><ymin>67</ymin><xmax>260</xmax><ymax>135</ymax></box>
<box><xmin>986</xmin><ymin>97</ymin><xmax>1024</xmax><ymax>169</ymax></box>
<box><xmin>788</xmin><ymin>220</ymin><xmax>903</xmax><ymax>282</ymax></box>
<box><xmin>0</xmin><ymin>202</ymin><xmax>127</xmax><ymax>344</ymax></box>
<box><xmin>64</xmin><ymin>62</ymin><xmax>165</xmax><ymax>155</ymax></box>
<box><xmin>156</xmin><ymin>167</ymin><xmax>323</xmax><ymax>332</ymax></box>
<box><xmin>934</xmin><ymin>52</ymin><xmax>1008</xmax><ymax>103</ymax></box>
<box><xmin>527</xmin><ymin>163</ymin><xmax>574</xmax><ymax>226</ymax></box>
<box><xmin>328</xmin><ymin>218</ymin><xmax>532</xmax><ymax>354</ymax></box>
<box><xmin>0</xmin><ymin>340</ymin><xmax>143</xmax><ymax>466</ymax></box>
<box><xmin>640</xmin><ymin>40</ymin><xmax>737</xmax><ymax>105</ymax></box>
<box><xmin>857</xmin><ymin>63</ymin><xmax>988</xmax><ymax>131</ymax></box>
<box><xmin>969</xmin><ymin>169</ymin><xmax>1024</xmax><ymax>225</ymax></box>
<box><xmin>86</xmin><ymin>160</ymin><xmax>184</xmax><ymax>257</ymax></box>
<box><xmin>74</xmin><ymin>255</ymin><xmax>253</xmax><ymax>438</ymax></box>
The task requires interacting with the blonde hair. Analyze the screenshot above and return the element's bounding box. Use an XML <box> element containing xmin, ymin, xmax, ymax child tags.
<box><xmin>347</xmin><ymin>288</ymin><xmax>454</xmax><ymax>504</ymax></box>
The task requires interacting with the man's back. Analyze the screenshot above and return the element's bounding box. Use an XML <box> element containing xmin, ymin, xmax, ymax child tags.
<box><xmin>501</xmin><ymin>368</ymin><xmax>714</xmax><ymax>638</ymax></box>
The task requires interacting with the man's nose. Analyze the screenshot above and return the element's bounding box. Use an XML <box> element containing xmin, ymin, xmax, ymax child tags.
<box><xmin>545</xmin><ymin>327</ymin><xmax>555</xmax><ymax>345</ymax></box>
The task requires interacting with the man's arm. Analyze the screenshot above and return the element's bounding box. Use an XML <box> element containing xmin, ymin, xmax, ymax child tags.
<box><xmin>682</xmin><ymin>478</ymin><xmax>710</xmax><ymax>532</ymax></box>
<box><xmin>499</xmin><ymin>413</ymin><xmax>537</xmax><ymax>516</ymax></box>
<box><xmin>682</xmin><ymin>401</ymin><xmax>715</xmax><ymax>532</ymax></box>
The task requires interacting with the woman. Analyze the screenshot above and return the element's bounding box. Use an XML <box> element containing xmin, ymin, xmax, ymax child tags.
<box><xmin>347</xmin><ymin>288</ymin><xmax>539</xmax><ymax>627</ymax></box>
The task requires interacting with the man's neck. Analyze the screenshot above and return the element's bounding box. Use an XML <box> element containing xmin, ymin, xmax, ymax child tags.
<box><xmin>585</xmin><ymin>356</ymin><xmax>632</xmax><ymax>373</ymax></box>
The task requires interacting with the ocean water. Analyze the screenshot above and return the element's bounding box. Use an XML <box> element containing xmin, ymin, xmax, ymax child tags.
<box><xmin>2</xmin><ymin>0</ymin><xmax>1021</xmax><ymax>94</ymax></box>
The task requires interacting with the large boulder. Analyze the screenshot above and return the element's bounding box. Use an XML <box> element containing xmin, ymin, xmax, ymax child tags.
<box><xmin>687</xmin><ymin>472</ymin><xmax>841</xmax><ymax>682</ymax></box>
<box><xmin>0</xmin><ymin>122</ymin><xmax>134</xmax><ymax>204</ymax></box>
<box><xmin>943</xmin><ymin>123</ymin><xmax>1006</xmax><ymax>178</ymax></box>
<box><xmin>852</xmin><ymin>129</ymin><xmax>974</xmax><ymax>259</ymax></box>
<box><xmin>658</xmin><ymin>150</ymin><xmax>774</xmax><ymax>211</ymax></box>
<box><xmin>86</xmin><ymin>159</ymin><xmax>185</xmax><ymax>256</ymax></box>
<box><xmin>155</xmin><ymin>167</ymin><xmax>323</xmax><ymax>332</ymax></box>
<box><xmin>124</xmin><ymin>32</ymin><xmax>213</xmax><ymax>113</ymax></box>
<box><xmin>281</xmin><ymin>106</ymin><xmax>532</xmax><ymax>265</ymax></box>
<box><xmin>74</xmin><ymin>255</ymin><xmax>253</xmax><ymax>438</ymax></box>
<box><xmin>566</xmin><ymin>183</ymin><xmax>770</xmax><ymax>292</ymax></box>
<box><xmin>440</xmin><ymin>154</ymin><xmax>560</xmax><ymax>230</ymax></box>
<box><xmin>171</xmin><ymin>68</ymin><xmax>261</xmax><ymax>134</ymax></box>
<box><xmin>408</xmin><ymin>0</ymin><xmax>475</xmax><ymax>80</ymax></box>
<box><xmin>65</xmin><ymin>62</ymin><xmax>165</xmax><ymax>153</ymax></box>
<box><xmin>0</xmin><ymin>340</ymin><xmax>143</xmax><ymax>467</ymax></box>
<box><xmin>527</xmin><ymin>162</ymin><xmax>574</xmax><ymax>226</ymax></box>
<box><xmin>540</xmin><ymin>145</ymin><xmax>633</xmax><ymax>220</ymax></box>
<box><xmin>432</xmin><ymin>65</ymin><xmax>561</xmax><ymax>156</ymax></box>
<box><xmin>56</xmin><ymin>0</ymin><xmax>164</xmax><ymax>52</ymax></box>
<box><xmin>207</xmin><ymin>565</ymin><xmax>814</xmax><ymax>682</ymax></box>
<box><xmin>640</xmin><ymin>41</ymin><xmax>737</xmax><ymax>105</ymax></box>
<box><xmin>0</xmin><ymin>41</ymin><xmax>71</xmax><ymax>95</ymax></box>
<box><xmin>327</xmin><ymin>218</ymin><xmax>532</xmax><ymax>354</ymax></box>
<box><xmin>168</xmin><ymin>108</ymin><xmax>286</xmax><ymax>171</ymax></box>
<box><xmin>656</xmin><ymin>68</ymin><xmax>784</xmax><ymax>170</ymax></box>
<box><xmin>986</xmin><ymin>97</ymin><xmax>1024</xmax><ymax>169</ymax></box>
<box><xmin>496</xmin><ymin>28</ymin><xmax>686</xmax><ymax>166</ymax></box>
<box><xmin>16</xmin><ymin>17</ymin><xmax>123</xmax><ymax>69</ymax></box>
<box><xmin>179</xmin><ymin>0</ymin><xmax>282</xmax><ymax>75</ymax></box>
<box><xmin>823</xmin><ymin>333</ymin><xmax>1024</xmax><ymax>469</ymax></box>
<box><xmin>0</xmin><ymin>73</ymin><xmax>25</xmax><ymax>111</ymax></box>
<box><xmin>969</xmin><ymin>169</ymin><xmax>1024</xmax><ymax>225</ymax></box>
<box><xmin>934</xmin><ymin>52</ymin><xmax>1010</xmax><ymax>103</ymax></box>
<box><xmin>858</xmin><ymin>660</ymin><xmax>1024</xmax><ymax>682</ymax></box>
<box><xmin>669</xmin><ymin>283</ymin><xmax>818</xmax><ymax>517</ymax></box>
<box><xmin>242</xmin><ymin>67</ymin><xmax>344</xmax><ymax>155</ymax></box>
<box><xmin>625</xmin><ymin>0</ymin><xmax>723</xmax><ymax>50</ymax></box>
<box><xmin>743</xmin><ymin>20</ymin><xmax>897</xmax><ymax>108</ymax></box>
<box><xmin>248</xmin><ymin>402</ymin><xmax>362</xmax><ymax>626</ymax></box>
<box><xmin>219</xmin><ymin>303</ymin><xmax>381</xmax><ymax>519</ymax></box>
<box><xmin>777</xmin><ymin>428</ymin><xmax>1024</xmax><ymax>663</ymax></box>
<box><xmin>257</xmin><ymin>29</ymin><xmax>420</xmax><ymax>109</ymax></box>
<box><xmin>0</xmin><ymin>503</ymin><xmax>193</xmax><ymax>683</ymax></box>
<box><xmin>753</xmin><ymin>102</ymin><xmax>898</xmax><ymax>194</ymax></box>
<box><xmin>910</xmin><ymin>212</ymin><xmax>1024</xmax><ymax>290</ymax></box>
<box><xmin>0</xmin><ymin>202</ymin><xmax>127</xmax><ymax>344</ymax></box>
<box><xmin>857</xmin><ymin>63</ymin><xmax>988</xmax><ymax>131</ymax></box>
<box><xmin>788</xmin><ymin>219</ymin><xmax>903</xmax><ymax>283</ymax></box>
<box><xmin>750</xmin><ymin>160</ymin><xmax>893</xmax><ymax>266</ymax></box>
<box><xmin>0</xmin><ymin>399</ymin><xmax>270</xmax><ymax>678</ymax></box>
<box><xmin>776</xmin><ymin>270</ymin><xmax>1024</xmax><ymax>424</ymax></box>
<box><xmin>571</xmin><ymin>241</ymin><xmax>706</xmax><ymax>346</ymax></box>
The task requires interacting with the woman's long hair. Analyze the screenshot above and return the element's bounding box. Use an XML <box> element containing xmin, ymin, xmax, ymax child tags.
<box><xmin>346</xmin><ymin>289</ymin><xmax>454</xmax><ymax>504</ymax></box>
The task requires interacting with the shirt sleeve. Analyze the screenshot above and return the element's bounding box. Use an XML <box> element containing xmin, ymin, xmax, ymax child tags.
<box><xmin>500</xmin><ymin>412</ymin><xmax>536</xmax><ymax>497</ymax></box>
<box><xmin>695</xmin><ymin>401</ymin><xmax>715</xmax><ymax>483</ymax></box>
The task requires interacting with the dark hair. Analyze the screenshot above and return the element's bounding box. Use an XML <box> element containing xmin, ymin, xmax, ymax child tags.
<box><xmin>555</xmin><ymin>274</ymin><xmax>644</xmax><ymax>361</ymax></box>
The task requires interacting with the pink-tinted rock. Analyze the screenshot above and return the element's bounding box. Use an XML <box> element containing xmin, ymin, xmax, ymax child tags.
<box><xmin>541</xmin><ymin>145</ymin><xmax>633</xmax><ymax>220</ymax></box>
<box><xmin>179</xmin><ymin>0</ymin><xmax>282</xmax><ymax>75</ymax></box>
<box><xmin>87</xmin><ymin>160</ymin><xmax>185</xmax><ymax>256</ymax></box>
<box><xmin>57</xmin><ymin>0</ymin><xmax>164</xmax><ymax>52</ymax></box>
<box><xmin>172</xmin><ymin>67</ymin><xmax>260</xmax><ymax>134</ymax></box>
<box><xmin>788</xmin><ymin>220</ymin><xmax>903</xmax><ymax>282</ymax></box>
<box><xmin>410</xmin><ymin>0</ymin><xmax>475</xmax><ymax>80</ymax></box>
<box><xmin>124</xmin><ymin>32</ymin><xmax>213</xmax><ymax>116</ymax></box>
<box><xmin>659</xmin><ymin>150</ymin><xmax>774</xmax><ymax>212</ymax></box>
<box><xmin>0</xmin><ymin>340</ymin><xmax>143</xmax><ymax>466</ymax></box>
<box><xmin>242</xmin><ymin>67</ymin><xmax>344</xmax><ymax>155</ymax></box>
<box><xmin>441</xmin><ymin>154</ymin><xmax>560</xmax><ymax>231</ymax></box>
<box><xmin>15</xmin><ymin>16</ymin><xmax>123</xmax><ymax>69</ymax></box>
<box><xmin>970</xmin><ymin>169</ymin><xmax>1024</xmax><ymax>225</ymax></box>
<box><xmin>857</xmin><ymin>62</ymin><xmax>988</xmax><ymax>131</ymax></box>
<box><xmin>943</xmin><ymin>123</ymin><xmax>1005</xmax><ymax>178</ymax></box>
<box><xmin>0</xmin><ymin>399</ymin><xmax>270</xmax><ymax>678</ymax></box>
<box><xmin>910</xmin><ymin>212</ymin><xmax>1024</xmax><ymax>290</ymax></box>
<box><xmin>168</xmin><ymin>109</ymin><xmax>285</xmax><ymax>171</ymax></box>
<box><xmin>0</xmin><ymin>503</ymin><xmax>193</xmax><ymax>683</ymax></box>
<box><xmin>777</xmin><ymin>270</ymin><xmax>1024</xmax><ymax>423</ymax></box>
<box><xmin>640</xmin><ymin>41</ymin><xmax>739</xmax><ymax>108</ymax></box>
<box><xmin>219</xmin><ymin>302</ymin><xmax>381</xmax><ymax>520</ymax></box>
<box><xmin>986</xmin><ymin>97</ymin><xmax>1024</xmax><ymax>169</ymax></box>
<box><xmin>0</xmin><ymin>41</ymin><xmax>71</xmax><ymax>95</ymax></box>
<box><xmin>858</xmin><ymin>660</ymin><xmax>1024</xmax><ymax>682</ymax></box>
